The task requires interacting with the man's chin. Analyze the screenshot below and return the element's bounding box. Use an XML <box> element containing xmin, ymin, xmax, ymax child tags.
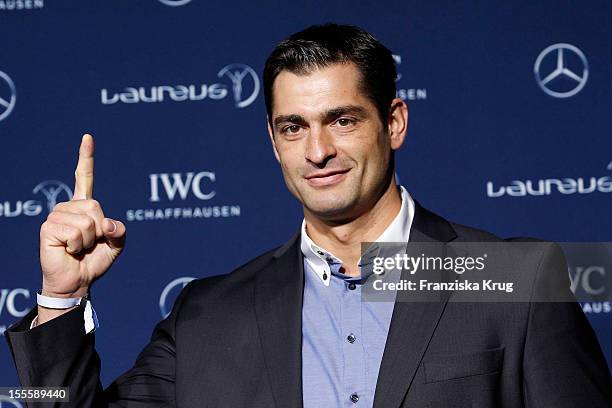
<box><xmin>303</xmin><ymin>199</ymin><xmax>357</xmax><ymax>221</ymax></box>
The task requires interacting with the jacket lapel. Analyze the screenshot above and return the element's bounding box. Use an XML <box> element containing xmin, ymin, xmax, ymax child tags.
<box><xmin>254</xmin><ymin>231</ymin><xmax>304</xmax><ymax>408</ymax></box>
<box><xmin>253</xmin><ymin>201</ymin><xmax>458</xmax><ymax>408</ymax></box>
<box><xmin>373</xmin><ymin>201</ymin><xmax>457</xmax><ymax>408</ymax></box>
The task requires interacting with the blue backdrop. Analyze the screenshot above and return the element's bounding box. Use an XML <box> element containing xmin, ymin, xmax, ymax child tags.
<box><xmin>1</xmin><ymin>0</ymin><xmax>610</xmax><ymax>390</ymax></box>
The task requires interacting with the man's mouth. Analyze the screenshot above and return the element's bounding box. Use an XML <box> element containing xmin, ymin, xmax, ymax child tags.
<box><xmin>304</xmin><ymin>169</ymin><xmax>351</xmax><ymax>187</ymax></box>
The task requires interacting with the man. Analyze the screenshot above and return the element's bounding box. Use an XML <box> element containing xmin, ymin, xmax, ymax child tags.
<box><xmin>5</xmin><ymin>24</ymin><xmax>611</xmax><ymax>407</ymax></box>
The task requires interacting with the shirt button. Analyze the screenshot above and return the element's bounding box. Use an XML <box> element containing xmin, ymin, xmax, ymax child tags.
<box><xmin>348</xmin><ymin>283</ymin><xmax>357</xmax><ymax>290</ymax></box>
<box><xmin>350</xmin><ymin>393</ymin><xmax>359</xmax><ymax>403</ymax></box>
<box><xmin>347</xmin><ymin>333</ymin><xmax>356</xmax><ymax>343</ymax></box>
<box><xmin>317</xmin><ymin>250</ymin><xmax>325</xmax><ymax>256</ymax></box>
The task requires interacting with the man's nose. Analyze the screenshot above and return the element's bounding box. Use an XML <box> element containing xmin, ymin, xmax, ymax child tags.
<box><xmin>305</xmin><ymin>127</ymin><xmax>336</xmax><ymax>165</ymax></box>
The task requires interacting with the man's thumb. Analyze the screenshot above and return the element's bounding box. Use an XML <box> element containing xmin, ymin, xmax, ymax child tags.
<box><xmin>102</xmin><ymin>218</ymin><xmax>126</xmax><ymax>251</ymax></box>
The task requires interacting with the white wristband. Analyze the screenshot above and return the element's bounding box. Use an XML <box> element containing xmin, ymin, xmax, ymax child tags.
<box><xmin>36</xmin><ymin>290</ymin><xmax>86</xmax><ymax>309</ymax></box>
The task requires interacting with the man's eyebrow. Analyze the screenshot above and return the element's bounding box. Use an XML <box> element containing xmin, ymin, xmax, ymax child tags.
<box><xmin>273</xmin><ymin>114</ymin><xmax>307</xmax><ymax>129</ymax></box>
<box><xmin>272</xmin><ymin>105</ymin><xmax>368</xmax><ymax>129</ymax></box>
<box><xmin>321</xmin><ymin>105</ymin><xmax>368</xmax><ymax>122</ymax></box>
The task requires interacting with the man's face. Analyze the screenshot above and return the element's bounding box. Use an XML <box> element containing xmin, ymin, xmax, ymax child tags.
<box><xmin>268</xmin><ymin>63</ymin><xmax>406</xmax><ymax>221</ymax></box>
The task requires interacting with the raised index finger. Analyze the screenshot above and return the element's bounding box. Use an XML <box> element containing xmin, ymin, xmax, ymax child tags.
<box><xmin>73</xmin><ymin>133</ymin><xmax>94</xmax><ymax>200</ymax></box>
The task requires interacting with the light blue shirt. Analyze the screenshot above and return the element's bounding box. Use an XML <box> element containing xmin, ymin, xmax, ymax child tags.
<box><xmin>301</xmin><ymin>186</ymin><xmax>415</xmax><ymax>407</ymax></box>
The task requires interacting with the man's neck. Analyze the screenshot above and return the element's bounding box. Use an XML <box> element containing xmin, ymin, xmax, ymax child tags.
<box><xmin>304</xmin><ymin>182</ymin><xmax>402</xmax><ymax>277</ymax></box>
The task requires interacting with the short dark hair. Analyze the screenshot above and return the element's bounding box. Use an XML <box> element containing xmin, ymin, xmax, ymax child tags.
<box><xmin>263</xmin><ymin>23</ymin><xmax>397</xmax><ymax>127</ymax></box>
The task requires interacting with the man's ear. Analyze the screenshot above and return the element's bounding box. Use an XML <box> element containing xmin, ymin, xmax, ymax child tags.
<box><xmin>387</xmin><ymin>98</ymin><xmax>408</xmax><ymax>151</ymax></box>
<box><xmin>267</xmin><ymin>116</ymin><xmax>281</xmax><ymax>163</ymax></box>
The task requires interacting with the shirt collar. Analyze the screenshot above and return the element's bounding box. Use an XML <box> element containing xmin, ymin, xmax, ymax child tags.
<box><xmin>300</xmin><ymin>185</ymin><xmax>415</xmax><ymax>286</ymax></box>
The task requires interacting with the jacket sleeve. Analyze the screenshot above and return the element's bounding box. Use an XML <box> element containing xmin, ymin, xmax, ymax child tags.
<box><xmin>523</xmin><ymin>242</ymin><xmax>612</xmax><ymax>407</ymax></box>
<box><xmin>5</xmin><ymin>281</ymin><xmax>195</xmax><ymax>408</ymax></box>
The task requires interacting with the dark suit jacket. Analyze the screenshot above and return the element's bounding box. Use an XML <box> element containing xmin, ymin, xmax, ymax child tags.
<box><xmin>6</xmin><ymin>202</ymin><xmax>612</xmax><ymax>407</ymax></box>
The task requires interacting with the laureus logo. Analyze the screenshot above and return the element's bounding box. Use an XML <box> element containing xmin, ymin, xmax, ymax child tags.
<box><xmin>32</xmin><ymin>180</ymin><xmax>73</xmax><ymax>212</ymax></box>
<box><xmin>0</xmin><ymin>181</ymin><xmax>72</xmax><ymax>218</ymax></box>
<box><xmin>217</xmin><ymin>63</ymin><xmax>260</xmax><ymax>108</ymax></box>
<box><xmin>100</xmin><ymin>64</ymin><xmax>260</xmax><ymax>108</ymax></box>
<box><xmin>486</xmin><ymin>164</ymin><xmax>611</xmax><ymax>198</ymax></box>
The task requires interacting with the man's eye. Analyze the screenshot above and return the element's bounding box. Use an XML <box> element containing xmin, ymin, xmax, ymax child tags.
<box><xmin>284</xmin><ymin>125</ymin><xmax>302</xmax><ymax>134</ymax></box>
<box><xmin>336</xmin><ymin>118</ymin><xmax>354</xmax><ymax>127</ymax></box>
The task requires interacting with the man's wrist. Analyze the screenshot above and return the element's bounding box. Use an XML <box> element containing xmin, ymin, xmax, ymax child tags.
<box><xmin>40</xmin><ymin>286</ymin><xmax>89</xmax><ymax>299</ymax></box>
<box><xmin>37</xmin><ymin>290</ymin><xmax>88</xmax><ymax>309</ymax></box>
<box><xmin>35</xmin><ymin>286</ymin><xmax>90</xmax><ymax>326</ymax></box>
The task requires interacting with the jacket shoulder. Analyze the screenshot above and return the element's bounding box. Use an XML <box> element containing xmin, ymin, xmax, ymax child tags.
<box><xmin>179</xmin><ymin>245</ymin><xmax>281</xmax><ymax>301</ymax></box>
<box><xmin>449</xmin><ymin>221</ymin><xmax>503</xmax><ymax>242</ymax></box>
<box><xmin>450</xmin><ymin>220</ymin><xmax>555</xmax><ymax>246</ymax></box>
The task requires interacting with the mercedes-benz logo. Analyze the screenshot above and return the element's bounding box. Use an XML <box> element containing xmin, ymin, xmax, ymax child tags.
<box><xmin>0</xmin><ymin>395</ymin><xmax>24</xmax><ymax>408</ymax></box>
<box><xmin>157</xmin><ymin>0</ymin><xmax>192</xmax><ymax>6</ymax></box>
<box><xmin>0</xmin><ymin>70</ymin><xmax>17</xmax><ymax>122</ymax></box>
<box><xmin>159</xmin><ymin>277</ymin><xmax>195</xmax><ymax>318</ymax></box>
<box><xmin>534</xmin><ymin>43</ymin><xmax>588</xmax><ymax>98</ymax></box>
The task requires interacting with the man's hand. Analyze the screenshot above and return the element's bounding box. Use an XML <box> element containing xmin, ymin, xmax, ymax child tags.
<box><xmin>37</xmin><ymin>134</ymin><xmax>126</xmax><ymax>324</ymax></box>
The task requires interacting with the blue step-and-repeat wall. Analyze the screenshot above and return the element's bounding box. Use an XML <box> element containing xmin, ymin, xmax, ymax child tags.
<box><xmin>1</xmin><ymin>0</ymin><xmax>610</xmax><ymax>389</ymax></box>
